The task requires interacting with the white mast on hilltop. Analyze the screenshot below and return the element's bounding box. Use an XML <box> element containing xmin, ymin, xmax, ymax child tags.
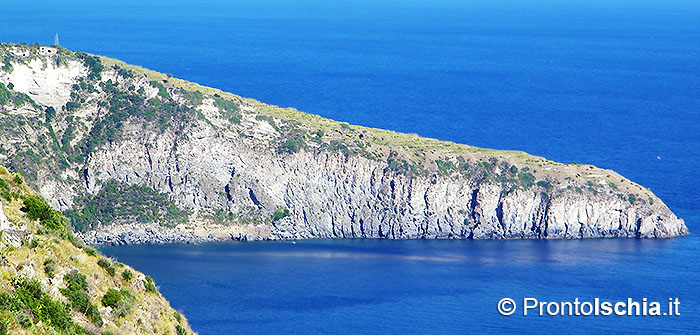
<box><xmin>54</xmin><ymin>33</ymin><xmax>60</xmax><ymax>46</ymax></box>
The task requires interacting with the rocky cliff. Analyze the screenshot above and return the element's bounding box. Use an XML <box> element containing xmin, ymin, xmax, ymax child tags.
<box><xmin>0</xmin><ymin>43</ymin><xmax>688</xmax><ymax>244</ymax></box>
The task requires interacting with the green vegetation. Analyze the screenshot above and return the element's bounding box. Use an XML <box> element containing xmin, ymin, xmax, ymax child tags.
<box><xmin>121</xmin><ymin>269</ymin><xmax>133</xmax><ymax>282</ymax></box>
<box><xmin>101</xmin><ymin>288</ymin><xmax>135</xmax><ymax>317</ymax></box>
<box><xmin>45</xmin><ymin>106</ymin><xmax>56</xmax><ymax>123</ymax></box>
<box><xmin>517</xmin><ymin>172</ymin><xmax>535</xmax><ymax>188</ymax></box>
<box><xmin>97</xmin><ymin>258</ymin><xmax>116</xmax><ymax>276</ymax></box>
<box><xmin>179</xmin><ymin>88</ymin><xmax>204</xmax><ymax>106</ymax></box>
<box><xmin>60</xmin><ymin>270</ymin><xmax>103</xmax><ymax>326</ymax></box>
<box><xmin>22</xmin><ymin>194</ymin><xmax>68</xmax><ymax>232</ymax></box>
<box><xmin>78</xmin><ymin>52</ymin><xmax>103</xmax><ymax>80</ymax></box>
<box><xmin>149</xmin><ymin>80</ymin><xmax>169</xmax><ymax>98</ymax></box>
<box><xmin>256</xmin><ymin>114</ymin><xmax>278</xmax><ymax>130</ymax></box>
<box><xmin>0</xmin><ymin>177</ymin><xmax>19</xmax><ymax>201</ymax></box>
<box><xmin>64</xmin><ymin>101</ymin><xmax>80</xmax><ymax>112</ymax></box>
<box><xmin>0</xmin><ymin>83</ymin><xmax>10</xmax><ymax>105</ymax></box>
<box><xmin>101</xmin><ymin>289</ymin><xmax>121</xmax><ymax>308</ymax></box>
<box><xmin>0</xmin><ymin>44</ymin><xmax>663</xmax><ymax>250</ymax></box>
<box><xmin>84</xmin><ymin>246</ymin><xmax>98</xmax><ymax>257</ymax></box>
<box><xmin>272</xmin><ymin>207</ymin><xmax>291</xmax><ymax>222</ymax></box>
<box><xmin>144</xmin><ymin>276</ymin><xmax>157</xmax><ymax>293</ymax></box>
<box><xmin>114</xmin><ymin>65</ymin><xmax>134</xmax><ymax>79</ymax></box>
<box><xmin>435</xmin><ymin>159</ymin><xmax>457</xmax><ymax>175</ymax></box>
<box><xmin>280</xmin><ymin>137</ymin><xmax>304</xmax><ymax>154</ymax></box>
<box><xmin>214</xmin><ymin>97</ymin><xmax>241</xmax><ymax>123</ymax></box>
<box><xmin>386</xmin><ymin>151</ymin><xmax>424</xmax><ymax>175</ymax></box>
<box><xmin>1</xmin><ymin>56</ymin><xmax>12</xmax><ymax>72</ymax></box>
<box><xmin>43</xmin><ymin>258</ymin><xmax>56</xmax><ymax>279</ymax></box>
<box><xmin>0</xmin><ymin>277</ymin><xmax>87</xmax><ymax>334</ymax></box>
<box><xmin>0</xmin><ymin>82</ymin><xmax>36</xmax><ymax>108</ymax></box>
<box><xmin>435</xmin><ymin>157</ymin><xmax>470</xmax><ymax>177</ymax></box>
<box><xmin>326</xmin><ymin>140</ymin><xmax>349</xmax><ymax>156</ymax></box>
<box><xmin>584</xmin><ymin>180</ymin><xmax>599</xmax><ymax>195</ymax></box>
<box><xmin>536</xmin><ymin>180</ymin><xmax>552</xmax><ymax>190</ymax></box>
<box><xmin>60</xmin><ymin>76</ymin><xmax>196</xmax><ymax>158</ymax></box>
<box><xmin>0</xmin><ymin>163</ymin><xmax>194</xmax><ymax>334</ymax></box>
<box><xmin>66</xmin><ymin>179</ymin><xmax>189</xmax><ymax>231</ymax></box>
<box><xmin>61</xmin><ymin>123</ymin><xmax>77</xmax><ymax>149</ymax></box>
<box><xmin>7</xmin><ymin>44</ymin><xmax>556</xmax><ymax>180</ymax></box>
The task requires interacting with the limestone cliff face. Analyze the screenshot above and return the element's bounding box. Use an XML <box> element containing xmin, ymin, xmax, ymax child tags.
<box><xmin>0</xmin><ymin>201</ymin><xmax>8</xmax><ymax>229</ymax></box>
<box><xmin>77</xmin><ymin>127</ymin><xmax>686</xmax><ymax>241</ymax></box>
<box><xmin>0</xmin><ymin>44</ymin><xmax>688</xmax><ymax>244</ymax></box>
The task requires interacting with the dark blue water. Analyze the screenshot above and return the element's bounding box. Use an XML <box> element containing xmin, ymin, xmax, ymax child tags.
<box><xmin>3</xmin><ymin>0</ymin><xmax>699</xmax><ymax>333</ymax></box>
<box><xmin>100</xmin><ymin>234</ymin><xmax>700</xmax><ymax>334</ymax></box>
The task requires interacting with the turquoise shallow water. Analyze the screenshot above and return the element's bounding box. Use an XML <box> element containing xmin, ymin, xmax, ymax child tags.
<box><xmin>3</xmin><ymin>0</ymin><xmax>700</xmax><ymax>333</ymax></box>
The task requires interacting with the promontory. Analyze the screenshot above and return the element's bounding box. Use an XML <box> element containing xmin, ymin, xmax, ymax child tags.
<box><xmin>0</xmin><ymin>43</ymin><xmax>688</xmax><ymax>245</ymax></box>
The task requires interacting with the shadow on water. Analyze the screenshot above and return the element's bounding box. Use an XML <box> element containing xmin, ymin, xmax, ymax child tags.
<box><xmin>100</xmin><ymin>236</ymin><xmax>688</xmax><ymax>271</ymax></box>
<box><xmin>186</xmin><ymin>237</ymin><xmax>681</xmax><ymax>265</ymax></box>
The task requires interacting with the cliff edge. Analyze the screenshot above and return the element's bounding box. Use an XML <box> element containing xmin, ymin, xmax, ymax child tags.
<box><xmin>0</xmin><ymin>43</ymin><xmax>688</xmax><ymax>244</ymax></box>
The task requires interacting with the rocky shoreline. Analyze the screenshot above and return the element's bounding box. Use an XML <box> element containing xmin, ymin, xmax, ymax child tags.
<box><xmin>76</xmin><ymin>218</ymin><xmax>313</xmax><ymax>245</ymax></box>
<box><xmin>78</xmin><ymin>209</ymin><xmax>689</xmax><ymax>246</ymax></box>
<box><xmin>78</xmin><ymin>224</ymin><xmax>214</xmax><ymax>245</ymax></box>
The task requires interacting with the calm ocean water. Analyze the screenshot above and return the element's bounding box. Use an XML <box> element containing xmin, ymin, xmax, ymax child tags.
<box><xmin>2</xmin><ymin>0</ymin><xmax>699</xmax><ymax>333</ymax></box>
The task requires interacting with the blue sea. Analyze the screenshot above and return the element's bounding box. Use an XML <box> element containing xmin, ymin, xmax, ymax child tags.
<box><xmin>2</xmin><ymin>0</ymin><xmax>699</xmax><ymax>333</ymax></box>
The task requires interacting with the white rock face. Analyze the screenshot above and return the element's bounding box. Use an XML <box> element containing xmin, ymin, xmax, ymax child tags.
<box><xmin>0</xmin><ymin>201</ymin><xmax>9</xmax><ymax>231</ymax></box>
<box><xmin>0</xmin><ymin>58</ymin><xmax>85</xmax><ymax>110</ymax></box>
<box><xmin>0</xmin><ymin>201</ymin><xmax>25</xmax><ymax>248</ymax></box>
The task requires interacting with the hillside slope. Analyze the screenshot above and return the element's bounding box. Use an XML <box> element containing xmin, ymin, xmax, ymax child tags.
<box><xmin>0</xmin><ymin>167</ymin><xmax>193</xmax><ymax>334</ymax></box>
<box><xmin>0</xmin><ymin>43</ymin><xmax>688</xmax><ymax>244</ymax></box>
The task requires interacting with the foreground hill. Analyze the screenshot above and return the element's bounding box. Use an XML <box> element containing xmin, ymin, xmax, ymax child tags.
<box><xmin>0</xmin><ymin>43</ymin><xmax>688</xmax><ymax>244</ymax></box>
<box><xmin>0</xmin><ymin>167</ymin><xmax>193</xmax><ymax>334</ymax></box>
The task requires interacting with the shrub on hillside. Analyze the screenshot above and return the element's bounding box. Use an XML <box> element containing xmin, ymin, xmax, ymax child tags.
<box><xmin>144</xmin><ymin>276</ymin><xmax>157</xmax><ymax>293</ymax></box>
<box><xmin>518</xmin><ymin>172</ymin><xmax>535</xmax><ymax>188</ymax></box>
<box><xmin>60</xmin><ymin>270</ymin><xmax>103</xmax><ymax>326</ymax></box>
<box><xmin>272</xmin><ymin>208</ymin><xmax>290</xmax><ymax>222</ymax></box>
<box><xmin>66</xmin><ymin>179</ymin><xmax>189</xmax><ymax>232</ymax></box>
<box><xmin>83</xmin><ymin>246</ymin><xmax>98</xmax><ymax>257</ymax></box>
<box><xmin>43</xmin><ymin>258</ymin><xmax>56</xmax><ymax>279</ymax></box>
<box><xmin>101</xmin><ymin>289</ymin><xmax>135</xmax><ymax>317</ymax></box>
<box><xmin>101</xmin><ymin>289</ymin><xmax>121</xmax><ymax>308</ymax></box>
<box><xmin>97</xmin><ymin>258</ymin><xmax>116</xmax><ymax>276</ymax></box>
<box><xmin>6</xmin><ymin>277</ymin><xmax>86</xmax><ymax>333</ymax></box>
<box><xmin>0</xmin><ymin>178</ymin><xmax>17</xmax><ymax>201</ymax></box>
<box><xmin>21</xmin><ymin>195</ymin><xmax>67</xmax><ymax>231</ymax></box>
<box><xmin>121</xmin><ymin>269</ymin><xmax>133</xmax><ymax>282</ymax></box>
